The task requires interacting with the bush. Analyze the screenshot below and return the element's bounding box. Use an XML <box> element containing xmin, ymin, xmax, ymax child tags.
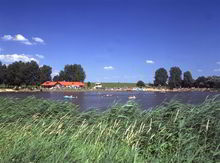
<box><xmin>136</xmin><ymin>80</ymin><xmax>145</xmax><ymax>88</ymax></box>
<box><xmin>87</xmin><ymin>81</ymin><xmax>91</xmax><ymax>88</ymax></box>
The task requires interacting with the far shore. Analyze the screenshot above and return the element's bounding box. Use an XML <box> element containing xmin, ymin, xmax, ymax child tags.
<box><xmin>0</xmin><ymin>87</ymin><xmax>219</xmax><ymax>93</ymax></box>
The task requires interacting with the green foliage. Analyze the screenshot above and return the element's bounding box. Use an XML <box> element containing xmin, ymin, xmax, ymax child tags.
<box><xmin>6</xmin><ymin>61</ymin><xmax>26</xmax><ymax>86</ymax></box>
<box><xmin>136</xmin><ymin>80</ymin><xmax>145</xmax><ymax>88</ymax></box>
<box><xmin>6</xmin><ymin>61</ymin><xmax>40</xmax><ymax>86</ymax></box>
<box><xmin>0</xmin><ymin>61</ymin><xmax>7</xmax><ymax>84</ymax></box>
<box><xmin>182</xmin><ymin>71</ymin><xmax>194</xmax><ymax>88</ymax></box>
<box><xmin>87</xmin><ymin>81</ymin><xmax>91</xmax><ymax>88</ymax></box>
<box><xmin>204</xmin><ymin>76</ymin><xmax>220</xmax><ymax>88</ymax></box>
<box><xmin>194</xmin><ymin>76</ymin><xmax>207</xmax><ymax>88</ymax></box>
<box><xmin>154</xmin><ymin>68</ymin><xmax>168</xmax><ymax>86</ymax></box>
<box><xmin>53</xmin><ymin>75</ymin><xmax>60</xmax><ymax>82</ymax></box>
<box><xmin>54</xmin><ymin>64</ymin><xmax>86</xmax><ymax>82</ymax></box>
<box><xmin>0</xmin><ymin>61</ymin><xmax>86</xmax><ymax>87</ymax></box>
<box><xmin>23</xmin><ymin>61</ymin><xmax>40</xmax><ymax>85</ymax></box>
<box><xmin>0</xmin><ymin>61</ymin><xmax>52</xmax><ymax>86</ymax></box>
<box><xmin>39</xmin><ymin>65</ymin><xmax>52</xmax><ymax>84</ymax></box>
<box><xmin>0</xmin><ymin>97</ymin><xmax>219</xmax><ymax>162</ymax></box>
<box><xmin>168</xmin><ymin>67</ymin><xmax>182</xmax><ymax>88</ymax></box>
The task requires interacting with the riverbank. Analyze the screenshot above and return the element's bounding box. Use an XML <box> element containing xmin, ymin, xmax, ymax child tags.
<box><xmin>0</xmin><ymin>87</ymin><xmax>219</xmax><ymax>93</ymax></box>
<box><xmin>0</xmin><ymin>97</ymin><xmax>219</xmax><ymax>162</ymax></box>
<box><xmin>145</xmin><ymin>87</ymin><xmax>219</xmax><ymax>92</ymax></box>
<box><xmin>0</xmin><ymin>88</ymin><xmax>41</xmax><ymax>93</ymax></box>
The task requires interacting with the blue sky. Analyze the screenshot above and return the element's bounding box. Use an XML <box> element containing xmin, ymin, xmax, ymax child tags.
<box><xmin>0</xmin><ymin>0</ymin><xmax>220</xmax><ymax>82</ymax></box>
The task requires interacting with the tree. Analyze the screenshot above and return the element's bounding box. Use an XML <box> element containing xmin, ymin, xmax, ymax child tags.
<box><xmin>5</xmin><ymin>61</ymin><xmax>40</xmax><ymax>86</ymax></box>
<box><xmin>39</xmin><ymin>65</ymin><xmax>52</xmax><ymax>83</ymax></box>
<box><xmin>6</xmin><ymin>61</ymin><xmax>25</xmax><ymax>86</ymax></box>
<box><xmin>53</xmin><ymin>75</ymin><xmax>60</xmax><ymax>82</ymax></box>
<box><xmin>154</xmin><ymin>68</ymin><xmax>168</xmax><ymax>86</ymax></box>
<box><xmin>182</xmin><ymin>71</ymin><xmax>194</xmax><ymax>88</ymax></box>
<box><xmin>0</xmin><ymin>62</ymin><xmax>7</xmax><ymax>84</ymax></box>
<box><xmin>204</xmin><ymin>76</ymin><xmax>220</xmax><ymax>88</ymax></box>
<box><xmin>168</xmin><ymin>67</ymin><xmax>182</xmax><ymax>88</ymax></box>
<box><xmin>63</xmin><ymin>64</ymin><xmax>86</xmax><ymax>82</ymax></box>
<box><xmin>22</xmin><ymin>61</ymin><xmax>40</xmax><ymax>85</ymax></box>
<box><xmin>194</xmin><ymin>76</ymin><xmax>207</xmax><ymax>88</ymax></box>
<box><xmin>58</xmin><ymin>70</ymin><xmax>66</xmax><ymax>81</ymax></box>
<box><xmin>87</xmin><ymin>81</ymin><xmax>91</xmax><ymax>88</ymax></box>
<box><xmin>136</xmin><ymin>80</ymin><xmax>145</xmax><ymax>88</ymax></box>
<box><xmin>55</xmin><ymin>64</ymin><xmax>86</xmax><ymax>82</ymax></box>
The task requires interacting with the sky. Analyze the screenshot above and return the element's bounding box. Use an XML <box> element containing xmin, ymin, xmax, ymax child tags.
<box><xmin>0</xmin><ymin>0</ymin><xmax>220</xmax><ymax>83</ymax></box>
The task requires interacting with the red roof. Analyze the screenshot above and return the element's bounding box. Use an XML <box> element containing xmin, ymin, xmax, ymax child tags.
<box><xmin>58</xmin><ymin>81</ymin><xmax>85</xmax><ymax>87</ymax></box>
<box><xmin>72</xmin><ymin>82</ymin><xmax>85</xmax><ymax>86</ymax></box>
<box><xmin>41</xmin><ymin>81</ymin><xmax>57</xmax><ymax>86</ymax></box>
<box><xmin>58</xmin><ymin>81</ymin><xmax>73</xmax><ymax>86</ymax></box>
<box><xmin>41</xmin><ymin>81</ymin><xmax>85</xmax><ymax>87</ymax></box>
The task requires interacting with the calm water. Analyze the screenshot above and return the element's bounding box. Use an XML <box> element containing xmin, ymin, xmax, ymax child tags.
<box><xmin>0</xmin><ymin>91</ymin><xmax>219</xmax><ymax>111</ymax></box>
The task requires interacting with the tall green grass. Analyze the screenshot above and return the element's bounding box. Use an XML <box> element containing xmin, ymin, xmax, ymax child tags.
<box><xmin>0</xmin><ymin>96</ymin><xmax>219</xmax><ymax>162</ymax></box>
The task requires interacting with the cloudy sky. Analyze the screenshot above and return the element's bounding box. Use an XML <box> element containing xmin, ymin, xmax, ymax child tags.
<box><xmin>0</xmin><ymin>0</ymin><xmax>220</xmax><ymax>82</ymax></box>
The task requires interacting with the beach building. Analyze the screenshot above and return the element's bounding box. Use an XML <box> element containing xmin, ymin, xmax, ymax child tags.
<box><xmin>41</xmin><ymin>81</ymin><xmax>85</xmax><ymax>88</ymax></box>
<box><xmin>94</xmin><ymin>82</ymin><xmax>103</xmax><ymax>89</ymax></box>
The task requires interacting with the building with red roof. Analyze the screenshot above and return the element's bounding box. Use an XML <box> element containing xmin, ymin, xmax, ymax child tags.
<box><xmin>41</xmin><ymin>81</ymin><xmax>58</xmax><ymax>88</ymax></box>
<box><xmin>41</xmin><ymin>81</ymin><xmax>85</xmax><ymax>88</ymax></box>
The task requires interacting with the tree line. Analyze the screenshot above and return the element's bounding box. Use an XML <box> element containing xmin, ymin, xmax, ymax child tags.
<box><xmin>53</xmin><ymin>64</ymin><xmax>86</xmax><ymax>82</ymax></box>
<box><xmin>0</xmin><ymin>61</ymin><xmax>86</xmax><ymax>86</ymax></box>
<box><xmin>153</xmin><ymin>67</ymin><xmax>220</xmax><ymax>89</ymax></box>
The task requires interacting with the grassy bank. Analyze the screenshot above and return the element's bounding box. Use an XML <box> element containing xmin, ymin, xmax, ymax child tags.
<box><xmin>87</xmin><ymin>82</ymin><xmax>137</xmax><ymax>88</ymax></box>
<box><xmin>0</xmin><ymin>97</ymin><xmax>219</xmax><ymax>162</ymax></box>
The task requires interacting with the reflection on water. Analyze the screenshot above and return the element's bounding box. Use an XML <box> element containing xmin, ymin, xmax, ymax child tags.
<box><xmin>0</xmin><ymin>91</ymin><xmax>219</xmax><ymax>111</ymax></box>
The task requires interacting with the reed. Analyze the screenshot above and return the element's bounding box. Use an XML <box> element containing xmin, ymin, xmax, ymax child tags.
<box><xmin>0</xmin><ymin>96</ymin><xmax>219</xmax><ymax>162</ymax></box>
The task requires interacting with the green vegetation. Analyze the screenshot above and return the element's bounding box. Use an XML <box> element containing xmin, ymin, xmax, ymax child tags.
<box><xmin>87</xmin><ymin>81</ymin><xmax>91</xmax><ymax>88</ymax></box>
<box><xmin>183</xmin><ymin>71</ymin><xmax>194</xmax><ymax>88</ymax></box>
<box><xmin>0</xmin><ymin>97</ymin><xmax>219</xmax><ymax>162</ymax></box>
<box><xmin>154</xmin><ymin>67</ymin><xmax>220</xmax><ymax>89</ymax></box>
<box><xmin>0</xmin><ymin>61</ymin><xmax>86</xmax><ymax>87</ymax></box>
<box><xmin>136</xmin><ymin>80</ymin><xmax>145</xmax><ymax>88</ymax></box>
<box><xmin>87</xmin><ymin>82</ymin><xmax>136</xmax><ymax>88</ymax></box>
<box><xmin>53</xmin><ymin>64</ymin><xmax>86</xmax><ymax>82</ymax></box>
<box><xmin>195</xmin><ymin>76</ymin><xmax>220</xmax><ymax>88</ymax></box>
<box><xmin>39</xmin><ymin>65</ymin><xmax>52</xmax><ymax>84</ymax></box>
<box><xmin>168</xmin><ymin>67</ymin><xmax>182</xmax><ymax>89</ymax></box>
<box><xmin>0</xmin><ymin>61</ymin><xmax>52</xmax><ymax>86</ymax></box>
<box><xmin>154</xmin><ymin>68</ymin><xmax>168</xmax><ymax>86</ymax></box>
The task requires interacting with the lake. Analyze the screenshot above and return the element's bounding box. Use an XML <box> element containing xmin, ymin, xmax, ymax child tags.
<box><xmin>0</xmin><ymin>91</ymin><xmax>219</xmax><ymax>111</ymax></box>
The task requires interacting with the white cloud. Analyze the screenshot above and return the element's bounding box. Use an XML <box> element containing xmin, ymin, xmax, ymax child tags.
<box><xmin>35</xmin><ymin>54</ymin><xmax>45</xmax><ymax>59</ymax></box>
<box><xmin>1</xmin><ymin>34</ymin><xmax>32</xmax><ymax>45</ymax></box>
<box><xmin>13</xmin><ymin>34</ymin><xmax>28</xmax><ymax>41</ymax></box>
<box><xmin>197</xmin><ymin>69</ymin><xmax>203</xmax><ymax>72</ymax></box>
<box><xmin>51</xmin><ymin>69</ymin><xmax>59</xmax><ymax>77</ymax></box>
<box><xmin>14</xmin><ymin>34</ymin><xmax>33</xmax><ymax>45</ymax></box>
<box><xmin>32</xmin><ymin>37</ymin><xmax>44</xmax><ymax>43</ymax></box>
<box><xmin>1</xmin><ymin>34</ymin><xmax>44</xmax><ymax>45</ymax></box>
<box><xmin>0</xmin><ymin>54</ymin><xmax>39</xmax><ymax>64</ymax></box>
<box><xmin>2</xmin><ymin>35</ymin><xmax>13</xmax><ymax>41</ymax></box>
<box><xmin>23</xmin><ymin>41</ymin><xmax>33</xmax><ymax>45</ymax></box>
<box><xmin>104</xmin><ymin>66</ymin><xmax>114</xmax><ymax>70</ymax></box>
<box><xmin>214</xmin><ymin>68</ymin><xmax>220</xmax><ymax>72</ymax></box>
<box><xmin>146</xmin><ymin>60</ymin><xmax>155</xmax><ymax>64</ymax></box>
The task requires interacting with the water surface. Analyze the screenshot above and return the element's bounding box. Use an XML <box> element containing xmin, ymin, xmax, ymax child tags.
<box><xmin>0</xmin><ymin>91</ymin><xmax>219</xmax><ymax>111</ymax></box>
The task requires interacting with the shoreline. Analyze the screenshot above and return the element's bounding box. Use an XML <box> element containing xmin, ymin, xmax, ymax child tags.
<box><xmin>0</xmin><ymin>87</ymin><xmax>219</xmax><ymax>93</ymax></box>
